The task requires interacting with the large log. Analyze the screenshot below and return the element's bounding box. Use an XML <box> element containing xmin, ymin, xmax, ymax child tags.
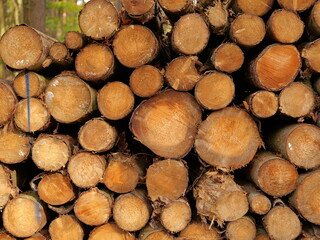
<box><xmin>49</xmin><ymin>215</ymin><xmax>84</xmax><ymax>240</ymax></box>
<box><xmin>226</xmin><ymin>216</ymin><xmax>256</xmax><ymax>240</ymax></box>
<box><xmin>277</xmin><ymin>0</ymin><xmax>316</xmax><ymax>12</ymax></box>
<box><xmin>88</xmin><ymin>223</ymin><xmax>136</xmax><ymax>240</ymax></box>
<box><xmin>301</xmin><ymin>39</ymin><xmax>320</xmax><ymax>73</ymax></box>
<box><xmin>233</xmin><ymin>0</ymin><xmax>274</xmax><ymax>16</ymax></box>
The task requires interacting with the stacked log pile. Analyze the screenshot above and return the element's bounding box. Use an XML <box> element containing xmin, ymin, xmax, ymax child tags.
<box><xmin>0</xmin><ymin>0</ymin><xmax>320</xmax><ymax>239</ymax></box>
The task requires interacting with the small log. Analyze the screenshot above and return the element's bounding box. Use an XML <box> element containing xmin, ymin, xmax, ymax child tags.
<box><xmin>130</xmin><ymin>90</ymin><xmax>202</xmax><ymax>158</ymax></box>
<box><xmin>0</xmin><ymin>81</ymin><xmax>18</xmax><ymax>127</ymax></box>
<box><xmin>302</xmin><ymin>39</ymin><xmax>320</xmax><ymax>73</ymax></box>
<box><xmin>75</xmin><ymin>43</ymin><xmax>114</xmax><ymax>82</ymax></box>
<box><xmin>32</xmin><ymin>134</ymin><xmax>74</xmax><ymax>171</ymax></box>
<box><xmin>211</xmin><ymin>43</ymin><xmax>244</xmax><ymax>73</ymax></box>
<box><xmin>267</xmin><ymin>9</ymin><xmax>304</xmax><ymax>43</ymax></box>
<box><xmin>78</xmin><ymin>0</ymin><xmax>120</xmax><ymax>40</ymax></box>
<box><xmin>67</xmin><ymin>152</ymin><xmax>106</xmax><ymax>188</ymax></box>
<box><xmin>74</xmin><ymin>187</ymin><xmax>113</xmax><ymax>226</ymax></box>
<box><xmin>49</xmin><ymin>215</ymin><xmax>84</xmax><ymax>240</ymax></box>
<box><xmin>97</xmin><ymin>81</ymin><xmax>135</xmax><ymax>120</ymax></box>
<box><xmin>139</xmin><ymin>223</ymin><xmax>174</xmax><ymax>240</ymax></box>
<box><xmin>279</xmin><ymin>82</ymin><xmax>315</xmax><ymax>118</ymax></box>
<box><xmin>165</xmin><ymin>56</ymin><xmax>201</xmax><ymax>91</ymax></box>
<box><xmin>179</xmin><ymin>222</ymin><xmax>221</xmax><ymax>240</ymax></box>
<box><xmin>3</xmin><ymin>193</ymin><xmax>47</xmax><ymax>238</ymax></box>
<box><xmin>122</xmin><ymin>0</ymin><xmax>155</xmax><ymax>23</ymax></box>
<box><xmin>248</xmin><ymin>151</ymin><xmax>298</xmax><ymax>197</ymax></box>
<box><xmin>226</xmin><ymin>216</ymin><xmax>257</xmax><ymax>240</ymax></box>
<box><xmin>146</xmin><ymin>159</ymin><xmax>188</xmax><ymax>202</ymax></box>
<box><xmin>277</xmin><ymin>0</ymin><xmax>316</xmax><ymax>12</ymax></box>
<box><xmin>308</xmin><ymin>1</ymin><xmax>320</xmax><ymax>37</ymax></box>
<box><xmin>0</xmin><ymin>124</ymin><xmax>31</xmax><ymax>164</ymax></box>
<box><xmin>103</xmin><ymin>153</ymin><xmax>145</xmax><ymax>194</ymax></box>
<box><xmin>249</xmin><ymin>44</ymin><xmax>301</xmax><ymax>91</ymax></box>
<box><xmin>129</xmin><ymin>65</ymin><xmax>163</xmax><ymax>98</ymax></box>
<box><xmin>13</xmin><ymin>71</ymin><xmax>48</xmax><ymax>98</ymax></box>
<box><xmin>230</xmin><ymin>13</ymin><xmax>266</xmax><ymax>48</ymax></box>
<box><xmin>172</xmin><ymin>13</ymin><xmax>210</xmax><ymax>55</ymax></box>
<box><xmin>0</xmin><ymin>164</ymin><xmax>18</xmax><ymax>209</ymax></box>
<box><xmin>195</xmin><ymin>71</ymin><xmax>235</xmax><ymax>110</ymax></box>
<box><xmin>44</xmin><ymin>71</ymin><xmax>97</xmax><ymax>123</ymax></box>
<box><xmin>263</xmin><ymin>204</ymin><xmax>301</xmax><ymax>240</ymax></box>
<box><xmin>37</xmin><ymin>172</ymin><xmax>75</xmax><ymax>206</ymax></box>
<box><xmin>290</xmin><ymin>169</ymin><xmax>320</xmax><ymax>225</ymax></box>
<box><xmin>193</xmin><ymin>170</ymin><xmax>249</xmax><ymax>226</ymax></box>
<box><xmin>113</xmin><ymin>189</ymin><xmax>152</xmax><ymax>231</ymax></box>
<box><xmin>158</xmin><ymin>0</ymin><xmax>193</xmax><ymax>15</ymax></box>
<box><xmin>267</xmin><ymin>123</ymin><xmax>320</xmax><ymax>170</ymax></box>
<box><xmin>233</xmin><ymin>0</ymin><xmax>274</xmax><ymax>16</ymax></box>
<box><xmin>13</xmin><ymin>98</ymin><xmax>51</xmax><ymax>133</ymax></box>
<box><xmin>240</xmin><ymin>182</ymin><xmax>271</xmax><ymax>215</ymax></box>
<box><xmin>64</xmin><ymin>31</ymin><xmax>87</xmax><ymax>51</ymax></box>
<box><xmin>88</xmin><ymin>223</ymin><xmax>136</xmax><ymax>240</ymax></box>
<box><xmin>159</xmin><ymin>197</ymin><xmax>192</xmax><ymax>233</ymax></box>
<box><xmin>205</xmin><ymin>1</ymin><xmax>229</xmax><ymax>34</ymax></box>
<box><xmin>195</xmin><ymin>107</ymin><xmax>261</xmax><ymax>171</ymax></box>
<box><xmin>0</xmin><ymin>25</ymin><xmax>56</xmax><ymax>70</ymax></box>
<box><xmin>245</xmin><ymin>90</ymin><xmax>279</xmax><ymax>119</ymax></box>
<box><xmin>113</xmin><ymin>25</ymin><xmax>159</xmax><ymax>68</ymax></box>
<box><xmin>48</xmin><ymin>42</ymin><xmax>73</xmax><ymax>66</ymax></box>
<box><xmin>78</xmin><ymin>118</ymin><xmax>118</xmax><ymax>153</ymax></box>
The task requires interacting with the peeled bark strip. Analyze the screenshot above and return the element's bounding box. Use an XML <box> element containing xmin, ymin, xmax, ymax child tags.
<box><xmin>0</xmin><ymin>125</ymin><xmax>30</xmax><ymax>164</ymax></box>
<box><xmin>103</xmin><ymin>153</ymin><xmax>145</xmax><ymax>194</ymax></box>
<box><xmin>45</xmin><ymin>72</ymin><xmax>97</xmax><ymax>123</ymax></box>
<box><xmin>0</xmin><ymin>25</ymin><xmax>56</xmax><ymax>70</ymax></box>
<box><xmin>159</xmin><ymin>197</ymin><xmax>191</xmax><ymax>233</ymax></box>
<box><xmin>49</xmin><ymin>215</ymin><xmax>84</xmax><ymax>240</ymax></box>
<box><xmin>0</xmin><ymin>164</ymin><xmax>18</xmax><ymax>209</ymax></box>
<box><xmin>98</xmin><ymin>81</ymin><xmax>134</xmax><ymax>120</ymax></box>
<box><xmin>179</xmin><ymin>222</ymin><xmax>221</xmax><ymax>240</ymax></box>
<box><xmin>248</xmin><ymin>151</ymin><xmax>298</xmax><ymax>197</ymax></box>
<box><xmin>67</xmin><ymin>152</ymin><xmax>106</xmax><ymax>188</ymax></box>
<box><xmin>158</xmin><ymin>0</ymin><xmax>193</xmax><ymax>15</ymax></box>
<box><xmin>122</xmin><ymin>0</ymin><xmax>155</xmax><ymax>23</ymax></box>
<box><xmin>302</xmin><ymin>39</ymin><xmax>320</xmax><ymax>73</ymax></box>
<box><xmin>267</xmin><ymin>123</ymin><xmax>320</xmax><ymax>170</ymax></box>
<box><xmin>139</xmin><ymin>223</ymin><xmax>174</xmax><ymax>240</ymax></box>
<box><xmin>230</xmin><ymin>14</ymin><xmax>266</xmax><ymax>48</ymax></box>
<box><xmin>32</xmin><ymin>134</ymin><xmax>73</xmax><ymax>171</ymax></box>
<box><xmin>205</xmin><ymin>1</ymin><xmax>229</xmax><ymax>34</ymax></box>
<box><xmin>13</xmin><ymin>98</ymin><xmax>51</xmax><ymax>133</ymax></box>
<box><xmin>48</xmin><ymin>42</ymin><xmax>73</xmax><ymax>66</ymax></box>
<box><xmin>75</xmin><ymin>44</ymin><xmax>114</xmax><ymax>82</ymax></box>
<box><xmin>64</xmin><ymin>31</ymin><xmax>87</xmax><ymax>51</ymax></box>
<box><xmin>88</xmin><ymin>223</ymin><xmax>136</xmax><ymax>240</ymax></box>
<box><xmin>233</xmin><ymin>0</ymin><xmax>274</xmax><ymax>16</ymax></box>
<box><xmin>277</xmin><ymin>0</ymin><xmax>316</xmax><ymax>12</ymax></box>
<box><xmin>113</xmin><ymin>25</ymin><xmax>159</xmax><ymax>68</ymax></box>
<box><xmin>241</xmin><ymin>182</ymin><xmax>271</xmax><ymax>215</ymax></box>
<box><xmin>263</xmin><ymin>205</ymin><xmax>301</xmax><ymax>240</ymax></box>
<box><xmin>74</xmin><ymin>187</ymin><xmax>113</xmax><ymax>226</ymax></box>
<box><xmin>226</xmin><ymin>216</ymin><xmax>256</xmax><ymax>240</ymax></box>
<box><xmin>113</xmin><ymin>189</ymin><xmax>151</xmax><ymax>231</ymax></box>
<box><xmin>279</xmin><ymin>82</ymin><xmax>315</xmax><ymax>118</ymax></box>
<box><xmin>13</xmin><ymin>71</ymin><xmax>48</xmax><ymax>98</ymax></box>
<box><xmin>195</xmin><ymin>107</ymin><xmax>261</xmax><ymax>171</ymax></box>
<box><xmin>130</xmin><ymin>90</ymin><xmax>202</xmax><ymax>158</ymax></box>
<box><xmin>194</xmin><ymin>170</ymin><xmax>249</xmax><ymax>226</ymax></box>
<box><xmin>195</xmin><ymin>71</ymin><xmax>235</xmax><ymax>110</ymax></box>
<box><xmin>172</xmin><ymin>13</ymin><xmax>210</xmax><ymax>55</ymax></box>
<box><xmin>211</xmin><ymin>43</ymin><xmax>244</xmax><ymax>73</ymax></box>
<box><xmin>267</xmin><ymin>9</ymin><xmax>304</xmax><ymax>43</ymax></box>
<box><xmin>290</xmin><ymin>169</ymin><xmax>320</xmax><ymax>225</ymax></box>
<box><xmin>146</xmin><ymin>159</ymin><xmax>188</xmax><ymax>201</ymax></box>
<box><xmin>308</xmin><ymin>1</ymin><xmax>320</xmax><ymax>37</ymax></box>
<box><xmin>78</xmin><ymin>0</ymin><xmax>120</xmax><ymax>40</ymax></box>
<box><xmin>249</xmin><ymin>44</ymin><xmax>301</xmax><ymax>91</ymax></box>
<box><xmin>38</xmin><ymin>172</ymin><xmax>75</xmax><ymax>206</ymax></box>
<box><xmin>246</xmin><ymin>91</ymin><xmax>278</xmax><ymax>119</ymax></box>
<box><xmin>165</xmin><ymin>56</ymin><xmax>201</xmax><ymax>91</ymax></box>
<box><xmin>0</xmin><ymin>81</ymin><xmax>18</xmax><ymax>127</ymax></box>
<box><xmin>3</xmin><ymin>193</ymin><xmax>47</xmax><ymax>238</ymax></box>
<box><xmin>78</xmin><ymin>118</ymin><xmax>118</xmax><ymax>153</ymax></box>
<box><xmin>129</xmin><ymin>65</ymin><xmax>163</xmax><ymax>98</ymax></box>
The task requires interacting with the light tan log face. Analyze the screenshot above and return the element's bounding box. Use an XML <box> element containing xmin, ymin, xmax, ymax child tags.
<box><xmin>88</xmin><ymin>223</ymin><xmax>136</xmax><ymax>240</ymax></box>
<box><xmin>49</xmin><ymin>215</ymin><xmax>84</xmax><ymax>240</ymax></box>
<box><xmin>234</xmin><ymin>0</ymin><xmax>274</xmax><ymax>16</ymax></box>
<box><xmin>179</xmin><ymin>222</ymin><xmax>221</xmax><ymax>240</ymax></box>
<box><xmin>277</xmin><ymin>0</ymin><xmax>316</xmax><ymax>12</ymax></box>
<box><xmin>0</xmin><ymin>82</ymin><xmax>17</xmax><ymax>127</ymax></box>
<box><xmin>13</xmin><ymin>72</ymin><xmax>48</xmax><ymax>98</ymax></box>
<box><xmin>226</xmin><ymin>217</ymin><xmax>256</xmax><ymax>240</ymax></box>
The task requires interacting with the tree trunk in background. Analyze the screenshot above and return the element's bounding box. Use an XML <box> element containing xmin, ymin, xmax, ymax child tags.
<box><xmin>24</xmin><ymin>0</ymin><xmax>46</xmax><ymax>33</ymax></box>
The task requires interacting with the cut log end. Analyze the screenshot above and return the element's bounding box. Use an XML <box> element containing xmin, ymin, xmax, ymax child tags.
<box><xmin>234</xmin><ymin>0</ymin><xmax>274</xmax><ymax>16</ymax></box>
<box><xmin>122</xmin><ymin>0</ymin><xmax>155</xmax><ymax>23</ymax></box>
<box><xmin>0</xmin><ymin>232</ymin><xmax>16</xmax><ymax>240</ymax></box>
<box><xmin>129</xmin><ymin>65</ymin><xmax>163</xmax><ymax>97</ymax></box>
<box><xmin>195</xmin><ymin>71</ymin><xmax>235</xmax><ymax>110</ymax></box>
<box><xmin>143</xmin><ymin>232</ymin><xmax>173</xmax><ymax>240</ymax></box>
<box><xmin>88</xmin><ymin>223</ymin><xmax>136</xmax><ymax>240</ymax></box>
<box><xmin>309</xmin><ymin>1</ymin><xmax>320</xmax><ymax>36</ymax></box>
<box><xmin>79</xmin><ymin>0</ymin><xmax>120</xmax><ymax>40</ymax></box>
<box><xmin>13</xmin><ymin>72</ymin><xmax>47</xmax><ymax>98</ymax></box>
<box><xmin>49</xmin><ymin>42</ymin><xmax>68</xmax><ymax>60</ymax></box>
<box><xmin>0</xmin><ymin>164</ymin><xmax>18</xmax><ymax>209</ymax></box>
<box><xmin>158</xmin><ymin>0</ymin><xmax>192</xmax><ymax>14</ymax></box>
<box><xmin>247</xmin><ymin>91</ymin><xmax>279</xmax><ymax>118</ymax></box>
<box><xmin>302</xmin><ymin>39</ymin><xmax>320</xmax><ymax>73</ymax></box>
<box><xmin>206</xmin><ymin>2</ymin><xmax>229</xmax><ymax>33</ymax></box>
<box><xmin>0</xmin><ymin>81</ymin><xmax>18</xmax><ymax>127</ymax></box>
<box><xmin>277</xmin><ymin>0</ymin><xmax>316</xmax><ymax>12</ymax></box>
<box><xmin>49</xmin><ymin>215</ymin><xmax>84</xmax><ymax>240</ymax></box>
<box><xmin>64</xmin><ymin>31</ymin><xmax>86</xmax><ymax>50</ymax></box>
<box><xmin>179</xmin><ymin>222</ymin><xmax>221</xmax><ymax>240</ymax></box>
<box><xmin>226</xmin><ymin>217</ymin><xmax>257</xmax><ymax>240</ymax></box>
